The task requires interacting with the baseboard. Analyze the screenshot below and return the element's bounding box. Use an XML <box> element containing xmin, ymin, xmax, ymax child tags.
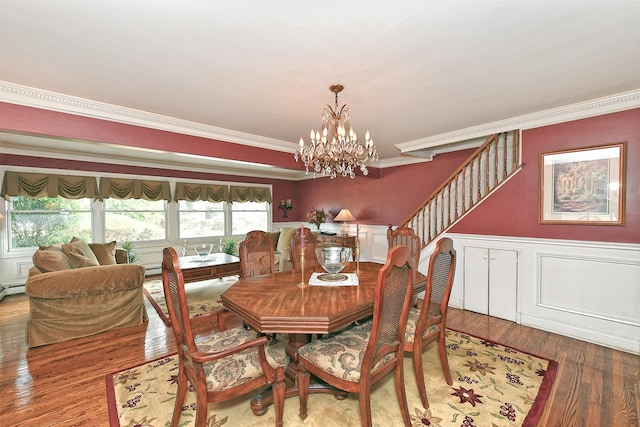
<box><xmin>520</xmin><ymin>313</ymin><xmax>640</xmax><ymax>355</ymax></box>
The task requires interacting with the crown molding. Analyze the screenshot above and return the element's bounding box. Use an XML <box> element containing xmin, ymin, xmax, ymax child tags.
<box><xmin>0</xmin><ymin>81</ymin><xmax>298</xmax><ymax>154</ymax></box>
<box><xmin>396</xmin><ymin>89</ymin><xmax>640</xmax><ymax>154</ymax></box>
<box><xmin>0</xmin><ymin>132</ymin><xmax>305</xmax><ymax>181</ymax></box>
<box><xmin>2</xmin><ymin>81</ymin><xmax>638</xmax><ymax>172</ymax></box>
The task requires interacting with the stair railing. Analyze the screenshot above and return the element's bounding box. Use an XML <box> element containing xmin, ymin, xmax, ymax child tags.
<box><xmin>390</xmin><ymin>130</ymin><xmax>522</xmax><ymax>250</ymax></box>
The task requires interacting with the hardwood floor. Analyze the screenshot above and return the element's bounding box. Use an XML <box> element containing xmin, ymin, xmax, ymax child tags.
<box><xmin>0</xmin><ymin>293</ymin><xmax>638</xmax><ymax>427</ymax></box>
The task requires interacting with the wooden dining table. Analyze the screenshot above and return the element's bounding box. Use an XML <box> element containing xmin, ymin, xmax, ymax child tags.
<box><xmin>220</xmin><ymin>260</ymin><xmax>426</xmax><ymax>415</ymax></box>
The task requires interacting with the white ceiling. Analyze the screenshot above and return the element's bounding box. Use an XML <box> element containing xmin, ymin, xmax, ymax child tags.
<box><xmin>0</xmin><ymin>1</ymin><xmax>639</xmax><ymax>172</ymax></box>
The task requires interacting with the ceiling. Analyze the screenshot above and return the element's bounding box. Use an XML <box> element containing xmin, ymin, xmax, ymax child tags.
<box><xmin>0</xmin><ymin>1</ymin><xmax>639</xmax><ymax>175</ymax></box>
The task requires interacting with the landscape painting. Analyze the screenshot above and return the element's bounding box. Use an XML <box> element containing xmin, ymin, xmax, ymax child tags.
<box><xmin>539</xmin><ymin>143</ymin><xmax>625</xmax><ymax>225</ymax></box>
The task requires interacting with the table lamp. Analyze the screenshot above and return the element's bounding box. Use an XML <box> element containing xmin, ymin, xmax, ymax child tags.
<box><xmin>334</xmin><ymin>208</ymin><xmax>356</xmax><ymax>236</ymax></box>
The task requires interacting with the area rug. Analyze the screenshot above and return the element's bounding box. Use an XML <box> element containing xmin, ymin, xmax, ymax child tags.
<box><xmin>106</xmin><ymin>329</ymin><xmax>557</xmax><ymax>427</ymax></box>
<box><xmin>143</xmin><ymin>276</ymin><xmax>239</xmax><ymax>326</ymax></box>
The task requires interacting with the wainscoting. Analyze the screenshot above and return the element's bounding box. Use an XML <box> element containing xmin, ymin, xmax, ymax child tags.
<box><xmin>444</xmin><ymin>233</ymin><xmax>639</xmax><ymax>355</ymax></box>
<box><xmin>3</xmin><ymin>222</ymin><xmax>637</xmax><ymax>354</ymax></box>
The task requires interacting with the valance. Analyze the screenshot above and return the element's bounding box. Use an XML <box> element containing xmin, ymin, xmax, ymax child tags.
<box><xmin>1</xmin><ymin>171</ymin><xmax>98</xmax><ymax>200</ymax></box>
<box><xmin>229</xmin><ymin>185</ymin><xmax>272</xmax><ymax>203</ymax></box>
<box><xmin>99</xmin><ymin>178</ymin><xmax>171</xmax><ymax>201</ymax></box>
<box><xmin>174</xmin><ymin>182</ymin><xmax>229</xmax><ymax>203</ymax></box>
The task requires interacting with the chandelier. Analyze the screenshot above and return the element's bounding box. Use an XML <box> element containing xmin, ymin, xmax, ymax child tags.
<box><xmin>295</xmin><ymin>84</ymin><xmax>378</xmax><ymax>179</ymax></box>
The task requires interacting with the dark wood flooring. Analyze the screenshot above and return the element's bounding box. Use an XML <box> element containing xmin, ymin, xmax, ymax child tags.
<box><xmin>0</xmin><ymin>293</ymin><xmax>638</xmax><ymax>426</ymax></box>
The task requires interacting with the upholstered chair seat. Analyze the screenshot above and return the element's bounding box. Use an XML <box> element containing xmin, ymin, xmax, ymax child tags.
<box><xmin>297</xmin><ymin>321</ymin><xmax>394</xmax><ymax>382</ymax></box>
<box><xmin>404</xmin><ymin>306</ymin><xmax>440</xmax><ymax>345</ymax></box>
<box><xmin>195</xmin><ymin>327</ymin><xmax>287</xmax><ymax>391</ymax></box>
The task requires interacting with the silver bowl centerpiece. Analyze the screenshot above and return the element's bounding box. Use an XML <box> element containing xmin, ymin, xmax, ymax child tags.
<box><xmin>315</xmin><ymin>246</ymin><xmax>352</xmax><ymax>281</ymax></box>
<box><xmin>194</xmin><ymin>243</ymin><xmax>214</xmax><ymax>259</ymax></box>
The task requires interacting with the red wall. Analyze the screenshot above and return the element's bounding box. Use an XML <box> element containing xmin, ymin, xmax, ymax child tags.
<box><xmin>0</xmin><ymin>102</ymin><xmax>301</xmax><ymax>170</ymax></box>
<box><xmin>450</xmin><ymin>108</ymin><xmax>640</xmax><ymax>244</ymax></box>
<box><xmin>2</xmin><ymin>100</ymin><xmax>637</xmax><ymax>244</ymax></box>
<box><xmin>294</xmin><ymin>149</ymin><xmax>476</xmax><ymax>226</ymax></box>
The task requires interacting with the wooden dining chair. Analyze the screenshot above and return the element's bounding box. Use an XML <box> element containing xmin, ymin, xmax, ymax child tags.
<box><xmin>388</xmin><ymin>226</ymin><xmax>422</xmax><ymax>308</ymax></box>
<box><xmin>161</xmin><ymin>247</ymin><xmax>286</xmax><ymax>427</ymax></box>
<box><xmin>403</xmin><ymin>237</ymin><xmax>456</xmax><ymax>408</ymax></box>
<box><xmin>290</xmin><ymin>227</ymin><xmax>319</xmax><ymax>270</ymax></box>
<box><xmin>238</xmin><ymin>230</ymin><xmax>275</xmax><ymax>277</ymax></box>
<box><xmin>388</xmin><ymin>226</ymin><xmax>421</xmax><ymax>279</ymax></box>
<box><xmin>296</xmin><ymin>245</ymin><xmax>415</xmax><ymax>427</ymax></box>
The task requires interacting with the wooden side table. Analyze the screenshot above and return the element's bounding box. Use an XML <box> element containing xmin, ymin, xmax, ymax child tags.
<box><xmin>178</xmin><ymin>253</ymin><xmax>241</xmax><ymax>283</ymax></box>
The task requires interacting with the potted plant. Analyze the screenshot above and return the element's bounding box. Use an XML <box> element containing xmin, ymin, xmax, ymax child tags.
<box><xmin>222</xmin><ymin>238</ymin><xmax>237</xmax><ymax>255</ymax></box>
<box><xmin>120</xmin><ymin>241</ymin><xmax>138</xmax><ymax>264</ymax></box>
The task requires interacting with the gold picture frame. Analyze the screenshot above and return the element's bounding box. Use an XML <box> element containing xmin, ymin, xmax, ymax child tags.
<box><xmin>539</xmin><ymin>142</ymin><xmax>626</xmax><ymax>225</ymax></box>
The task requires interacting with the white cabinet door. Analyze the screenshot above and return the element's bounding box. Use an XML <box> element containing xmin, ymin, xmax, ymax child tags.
<box><xmin>463</xmin><ymin>247</ymin><xmax>490</xmax><ymax>314</ymax></box>
<box><xmin>488</xmin><ymin>249</ymin><xmax>518</xmax><ymax>321</ymax></box>
<box><xmin>463</xmin><ymin>246</ymin><xmax>518</xmax><ymax>322</ymax></box>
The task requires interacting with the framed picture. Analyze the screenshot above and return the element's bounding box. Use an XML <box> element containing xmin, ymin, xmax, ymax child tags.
<box><xmin>539</xmin><ymin>142</ymin><xmax>626</xmax><ymax>225</ymax></box>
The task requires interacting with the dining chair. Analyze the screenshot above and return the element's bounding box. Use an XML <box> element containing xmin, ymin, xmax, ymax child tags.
<box><xmin>238</xmin><ymin>230</ymin><xmax>275</xmax><ymax>277</ymax></box>
<box><xmin>161</xmin><ymin>247</ymin><xmax>287</xmax><ymax>427</ymax></box>
<box><xmin>290</xmin><ymin>227</ymin><xmax>319</xmax><ymax>270</ymax></box>
<box><xmin>296</xmin><ymin>245</ymin><xmax>415</xmax><ymax>427</ymax></box>
<box><xmin>403</xmin><ymin>237</ymin><xmax>456</xmax><ymax>409</ymax></box>
<box><xmin>388</xmin><ymin>226</ymin><xmax>422</xmax><ymax>308</ymax></box>
<box><xmin>388</xmin><ymin>226</ymin><xmax>422</xmax><ymax>270</ymax></box>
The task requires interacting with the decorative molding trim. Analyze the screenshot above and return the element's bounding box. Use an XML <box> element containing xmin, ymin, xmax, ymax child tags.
<box><xmin>0</xmin><ymin>81</ymin><xmax>297</xmax><ymax>153</ymax></box>
<box><xmin>397</xmin><ymin>89</ymin><xmax>640</xmax><ymax>154</ymax></box>
<box><xmin>2</xmin><ymin>81</ymin><xmax>638</xmax><ymax>172</ymax></box>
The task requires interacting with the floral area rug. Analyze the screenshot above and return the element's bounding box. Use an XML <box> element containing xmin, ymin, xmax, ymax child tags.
<box><xmin>143</xmin><ymin>276</ymin><xmax>239</xmax><ymax>326</ymax></box>
<box><xmin>106</xmin><ymin>329</ymin><xmax>557</xmax><ymax>427</ymax></box>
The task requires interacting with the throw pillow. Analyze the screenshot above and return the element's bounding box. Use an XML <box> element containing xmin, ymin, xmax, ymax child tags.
<box><xmin>89</xmin><ymin>241</ymin><xmax>117</xmax><ymax>265</ymax></box>
<box><xmin>276</xmin><ymin>227</ymin><xmax>297</xmax><ymax>254</ymax></box>
<box><xmin>66</xmin><ymin>251</ymin><xmax>100</xmax><ymax>268</ymax></box>
<box><xmin>38</xmin><ymin>243</ymin><xmax>63</xmax><ymax>251</ymax></box>
<box><xmin>62</xmin><ymin>237</ymin><xmax>100</xmax><ymax>266</ymax></box>
<box><xmin>266</xmin><ymin>231</ymin><xmax>280</xmax><ymax>251</ymax></box>
<box><xmin>32</xmin><ymin>249</ymin><xmax>72</xmax><ymax>272</ymax></box>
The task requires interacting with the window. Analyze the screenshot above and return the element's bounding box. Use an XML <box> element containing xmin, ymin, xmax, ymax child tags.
<box><xmin>104</xmin><ymin>198</ymin><xmax>167</xmax><ymax>242</ymax></box>
<box><xmin>8</xmin><ymin>196</ymin><xmax>92</xmax><ymax>248</ymax></box>
<box><xmin>178</xmin><ymin>200</ymin><xmax>225</xmax><ymax>239</ymax></box>
<box><xmin>231</xmin><ymin>201</ymin><xmax>269</xmax><ymax>235</ymax></box>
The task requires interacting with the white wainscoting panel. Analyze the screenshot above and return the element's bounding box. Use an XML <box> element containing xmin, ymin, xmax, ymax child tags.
<box><xmin>448</xmin><ymin>233</ymin><xmax>640</xmax><ymax>354</ymax></box>
<box><xmin>538</xmin><ymin>253</ymin><xmax>639</xmax><ymax>325</ymax></box>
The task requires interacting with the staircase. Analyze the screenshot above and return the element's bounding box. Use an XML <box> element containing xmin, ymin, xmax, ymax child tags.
<box><xmin>392</xmin><ymin>130</ymin><xmax>522</xmax><ymax>251</ymax></box>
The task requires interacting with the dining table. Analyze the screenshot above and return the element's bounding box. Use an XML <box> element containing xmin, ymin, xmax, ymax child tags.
<box><xmin>220</xmin><ymin>260</ymin><xmax>426</xmax><ymax>416</ymax></box>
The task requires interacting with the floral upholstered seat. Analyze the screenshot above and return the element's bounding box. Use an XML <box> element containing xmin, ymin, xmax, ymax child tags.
<box><xmin>404</xmin><ymin>305</ymin><xmax>440</xmax><ymax>345</ymax></box>
<box><xmin>297</xmin><ymin>321</ymin><xmax>393</xmax><ymax>382</ymax></box>
<box><xmin>195</xmin><ymin>327</ymin><xmax>287</xmax><ymax>391</ymax></box>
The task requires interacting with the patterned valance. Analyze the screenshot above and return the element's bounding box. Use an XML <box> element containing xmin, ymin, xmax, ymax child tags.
<box><xmin>1</xmin><ymin>171</ymin><xmax>98</xmax><ymax>200</ymax></box>
<box><xmin>174</xmin><ymin>182</ymin><xmax>229</xmax><ymax>202</ymax></box>
<box><xmin>99</xmin><ymin>178</ymin><xmax>171</xmax><ymax>201</ymax></box>
<box><xmin>229</xmin><ymin>185</ymin><xmax>272</xmax><ymax>203</ymax></box>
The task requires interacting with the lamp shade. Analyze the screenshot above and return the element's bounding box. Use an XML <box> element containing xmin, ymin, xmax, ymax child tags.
<box><xmin>334</xmin><ymin>209</ymin><xmax>356</xmax><ymax>222</ymax></box>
